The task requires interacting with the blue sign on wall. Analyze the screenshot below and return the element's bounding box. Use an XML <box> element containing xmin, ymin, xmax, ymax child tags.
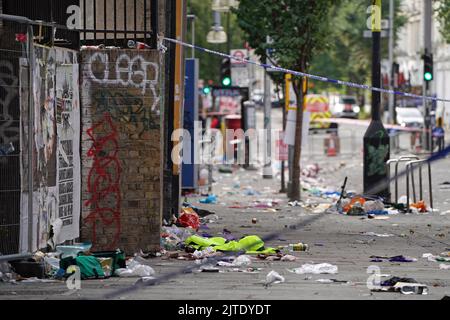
<box><xmin>182</xmin><ymin>59</ymin><xmax>199</xmax><ymax>189</ymax></box>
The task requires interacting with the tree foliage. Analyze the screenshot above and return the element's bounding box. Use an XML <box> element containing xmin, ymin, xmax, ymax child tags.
<box><xmin>235</xmin><ymin>0</ymin><xmax>334</xmax><ymax>75</ymax></box>
<box><xmin>310</xmin><ymin>0</ymin><xmax>406</xmax><ymax>101</ymax></box>
<box><xmin>235</xmin><ymin>0</ymin><xmax>337</xmax><ymax>200</ymax></box>
<box><xmin>437</xmin><ymin>0</ymin><xmax>450</xmax><ymax>43</ymax></box>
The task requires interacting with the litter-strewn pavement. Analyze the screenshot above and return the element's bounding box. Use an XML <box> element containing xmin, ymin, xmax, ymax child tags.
<box><xmin>1</xmin><ymin>155</ymin><xmax>450</xmax><ymax>300</ymax></box>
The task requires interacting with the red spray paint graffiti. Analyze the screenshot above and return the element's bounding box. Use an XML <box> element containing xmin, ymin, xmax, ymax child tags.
<box><xmin>84</xmin><ymin>113</ymin><xmax>121</xmax><ymax>249</ymax></box>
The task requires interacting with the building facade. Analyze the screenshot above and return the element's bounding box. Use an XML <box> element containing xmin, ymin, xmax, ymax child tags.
<box><xmin>395</xmin><ymin>0</ymin><xmax>450</xmax><ymax>128</ymax></box>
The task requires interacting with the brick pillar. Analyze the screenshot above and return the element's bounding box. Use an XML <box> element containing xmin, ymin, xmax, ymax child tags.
<box><xmin>80</xmin><ymin>49</ymin><xmax>162</xmax><ymax>254</ymax></box>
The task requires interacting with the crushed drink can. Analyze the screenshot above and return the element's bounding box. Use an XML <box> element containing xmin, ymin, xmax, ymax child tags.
<box><xmin>291</xmin><ymin>243</ymin><xmax>309</xmax><ymax>251</ymax></box>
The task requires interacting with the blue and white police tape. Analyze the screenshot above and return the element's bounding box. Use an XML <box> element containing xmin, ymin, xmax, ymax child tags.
<box><xmin>318</xmin><ymin>118</ymin><xmax>431</xmax><ymax>133</ymax></box>
<box><xmin>163</xmin><ymin>37</ymin><xmax>450</xmax><ymax>104</ymax></box>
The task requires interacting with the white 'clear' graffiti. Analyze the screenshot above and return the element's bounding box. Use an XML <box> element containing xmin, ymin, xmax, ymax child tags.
<box><xmin>0</xmin><ymin>60</ymin><xmax>19</xmax><ymax>143</ymax></box>
<box><xmin>86</xmin><ymin>52</ymin><xmax>159</xmax><ymax>110</ymax></box>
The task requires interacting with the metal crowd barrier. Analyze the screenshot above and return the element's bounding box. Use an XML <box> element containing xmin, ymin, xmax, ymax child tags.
<box><xmin>406</xmin><ymin>159</ymin><xmax>433</xmax><ymax>211</ymax></box>
<box><xmin>386</xmin><ymin>155</ymin><xmax>419</xmax><ymax>203</ymax></box>
<box><xmin>386</xmin><ymin>155</ymin><xmax>433</xmax><ymax>211</ymax></box>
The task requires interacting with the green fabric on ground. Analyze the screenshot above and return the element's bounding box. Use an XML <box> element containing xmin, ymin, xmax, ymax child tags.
<box><xmin>184</xmin><ymin>234</ymin><xmax>277</xmax><ymax>254</ymax></box>
<box><xmin>238</xmin><ymin>236</ymin><xmax>265</xmax><ymax>251</ymax></box>
<box><xmin>185</xmin><ymin>235</ymin><xmax>227</xmax><ymax>250</ymax></box>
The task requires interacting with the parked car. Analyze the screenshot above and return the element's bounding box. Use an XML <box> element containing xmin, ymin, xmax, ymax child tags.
<box><xmin>329</xmin><ymin>95</ymin><xmax>360</xmax><ymax>119</ymax></box>
<box><xmin>251</xmin><ymin>90</ymin><xmax>292</xmax><ymax>108</ymax></box>
<box><xmin>396</xmin><ymin>107</ymin><xmax>424</xmax><ymax>128</ymax></box>
<box><xmin>250</xmin><ymin>90</ymin><xmax>264</xmax><ymax>107</ymax></box>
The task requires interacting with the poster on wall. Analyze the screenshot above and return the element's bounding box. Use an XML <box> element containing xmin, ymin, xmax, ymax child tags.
<box><xmin>33</xmin><ymin>46</ymin><xmax>58</xmax><ymax>250</ymax></box>
<box><xmin>55</xmin><ymin>63</ymin><xmax>81</xmax><ymax>244</ymax></box>
<box><xmin>21</xmin><ymin>46</ymin><xmax>80</xmax><ymax>251</ymax></box>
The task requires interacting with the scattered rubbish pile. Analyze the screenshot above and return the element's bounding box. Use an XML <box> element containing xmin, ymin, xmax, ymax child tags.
<box><xmin>373</xmin><ymin>277</ymin><xmax>428</xmax><ymax>295</ymax></box>
<box><xmin>326</xmin><ymin>193</ymin><xmax>433</xmax><ymax>216</ymax></box>
<box><xmin>161</xmin><ymin>225</ymin><xmax>196</xmax><ymax>251</ymax></box>
<box><xmin>329</xmin><ymin>196</ymin><xmax>395</xmax><ymax>216</ymax></box>
<box><xmin>0</xmin><ymin>244</ymin><xmax>157</xmax><ymax>283</ymax></box>
<box><xmin>311</xmin><ymin>175</ymin><xmax>436</xmax><ymax>217</ymax></box>
<box><xmin>160</xmin><ymin>216</ymin><xmax>309</xmax><ymax>268</ymax></box>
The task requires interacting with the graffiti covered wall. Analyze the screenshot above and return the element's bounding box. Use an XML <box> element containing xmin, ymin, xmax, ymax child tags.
<box><xmin>80</xmin><ymin>49</ymin><xmax>161</xmax><ymax>253</ymax></box>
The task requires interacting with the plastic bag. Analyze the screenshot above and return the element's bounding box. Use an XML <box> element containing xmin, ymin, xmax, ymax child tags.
<box><xmin>364</xmin><ymin>200</ymin><xmax>385</xmax><ymax>213</ymax></box>
<box><xmin>199</xmin><ymin>195</ymin><xmax>217</xmax><ymax>204</ymax></box>
<box><xmin>177</xmin><ymin>211</ymin><xmax>200</xmax><ymax>230</ymax></box>
<box><xmin>289</xmin><ymin>263</ymin><xmax>338</xmax><ymax>275</ymax></box>
<box><xmin>265</xmin><ymin>270</ymin><xmax>285</xmax><ymax>286</ymax></box>
<box><xmin>162</xmin><ymin>225</ymin><xmax>194</xmax><ymax>242</ymax></box>
<box><xmin>115</xmin><ymin>265</ymin><xmax>155</xmax><ymax>277</ymax></box>
<box><xmin>193</xmin><ymin>247</ymin><xmax>215</xmax><ymax>259</ymax></box>
<box><xmin>56</xmin><ymin>243</ymin><xmax>92</xmax><ymax>258</ymax></box>
<box><xmin>231</xmin><ymin>255</ymin><xmax>252</xmax><ymax>266</ymax></box>
<box><xmin>44</xmin><ymin>256</ymin><xmax>60</xmax><ymax>276</ymax></box>
<box><xmin>115</xmin><ymin>258</ymin><xmax>155</xmax><ymax>278</ymax></box>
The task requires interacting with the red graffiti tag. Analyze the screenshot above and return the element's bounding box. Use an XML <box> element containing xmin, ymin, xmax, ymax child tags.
<box><xmin>84</xmin><ymin>113</ymin><xmax>121</xmax><ymax>249</ymax></box>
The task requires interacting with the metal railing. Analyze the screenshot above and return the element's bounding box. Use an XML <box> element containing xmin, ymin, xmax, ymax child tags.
<box><xmin>386</xmin><ymin>155</ymin><xmax>433</xmax><ymax>211</ymax></box>
<box><xmin>79</xmin><ymin>0</ymin><xmax>159</xmax><ymax>48</ymax></box>
<box><xmin>0</xmin><ymin>14</ymin><xmax>34</xmax><ymax>261</ymax></box>
<box><xmin>406</xmin><ymin>159</ymin><xmax>433</xmax><ymax>210</ymax></box>
<box><xmin>386</xmin><ymin>155</ymin><xmax>419</xmax><ymax>204</ymax></box>
<box><xmin>1</xmin><ymin>0</ymin><xmax>79</xmax><ymax>50</ymax></box>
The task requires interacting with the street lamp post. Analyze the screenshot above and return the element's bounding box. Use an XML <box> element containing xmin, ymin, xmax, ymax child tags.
<box><xmin>363</xmin><ymin>0</ymin><xmax>390</xmax><ymax>200</ymax></box>
<box><xmin>263</xmin><ymin>36</ymin><xmax>273</xmax><ymax>179</ymax></box>
<box><xmin>206</xmin><ymin>11</ymin><xmax>227</xmax><ymax>44</ymax></box>
<box><xmin>423</xmin><ymin>0</ymin><xmax>433</xmax><ymax>152</ymax></box>
<box><xmin>187</xmin><ymin>14</ymin><xmax>196</xmax><ymax>59</ymax></box>
<box><xmin>388</xmin><ymin>0</ymin><xmax>395</xmax><ymax>124</ymax></box>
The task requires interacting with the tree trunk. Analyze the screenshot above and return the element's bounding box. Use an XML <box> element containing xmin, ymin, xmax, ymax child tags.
<box><xmin>288</xmin><ymin>78</ymin><xmax>304</xmax><ymax>201</ymax></box>
<box><xmin>280</xmin><ymin>82</ymin><xmax>288</xmax><ymax>193</ymax></box>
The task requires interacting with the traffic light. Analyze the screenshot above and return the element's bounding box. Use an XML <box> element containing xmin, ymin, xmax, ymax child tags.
<box><xmin>202</xmin><ymin>86</ymin><xmax>211</xmax><ymax>95</ymax></box>
<box><xmin>220</xmin><ymin>58</ymin><xmax>231</xmax><ymax>87</ymax></box>
<box><xmin>423</xmin><ymin>53</ymin><xmax>433</xmax><ymax>82</ymax></box>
